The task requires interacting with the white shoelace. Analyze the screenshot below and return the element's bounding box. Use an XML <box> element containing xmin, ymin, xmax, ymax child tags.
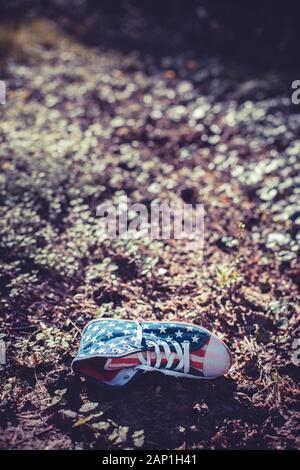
<box><xmin>135</xmin><ymin>320</ymin><xmax>190</xmax><ymax>374</ymax></box>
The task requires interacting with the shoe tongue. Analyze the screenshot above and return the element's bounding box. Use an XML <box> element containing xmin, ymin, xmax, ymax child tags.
<box><xmin>102</xmin><ymin>367</ymin><xmax>138</xmax><ymax>386</ymax></box>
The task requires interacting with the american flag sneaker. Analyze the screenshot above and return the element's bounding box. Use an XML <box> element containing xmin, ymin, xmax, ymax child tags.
<box><xmin>72</xmin><ymin>319</ymin><xmax>232</xmax><ymax>387</ymax></box>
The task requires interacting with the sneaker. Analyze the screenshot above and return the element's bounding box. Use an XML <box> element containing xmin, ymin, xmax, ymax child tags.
<box><xmin>72</xmin><ymin>319</ymin><xmax>232</xmax><ymax>387</ymax></box>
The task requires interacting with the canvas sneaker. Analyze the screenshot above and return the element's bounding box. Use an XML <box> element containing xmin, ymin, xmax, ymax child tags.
<box><xmin>72</xmin><ymin>319</ymin><xmax>232</xmax><ymax>387</ymax></box>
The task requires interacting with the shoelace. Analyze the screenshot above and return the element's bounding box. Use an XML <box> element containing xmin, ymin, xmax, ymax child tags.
<box><xmin>135</xmin><ymin>320</ymin><xmax>191</xmax><ymax>374</ymax></box>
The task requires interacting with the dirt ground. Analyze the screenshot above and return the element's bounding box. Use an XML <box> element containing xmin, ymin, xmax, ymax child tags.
<box><xmin>0</xmin><ymin>7</ymin><xmax>300</xmax><ymax>450</ymax></box>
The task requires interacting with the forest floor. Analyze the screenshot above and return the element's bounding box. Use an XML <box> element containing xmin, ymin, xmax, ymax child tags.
<box><xmin>0</xmin><ymin>18</ymin><xmax>299</xmax><ymax>450</ymax></box>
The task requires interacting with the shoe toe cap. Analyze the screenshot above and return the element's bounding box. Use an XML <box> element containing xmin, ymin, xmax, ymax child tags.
<box><xmin>202</xmin><ymin>335</ymin><xmax>231</xmax><ymax>377</ymax></box>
